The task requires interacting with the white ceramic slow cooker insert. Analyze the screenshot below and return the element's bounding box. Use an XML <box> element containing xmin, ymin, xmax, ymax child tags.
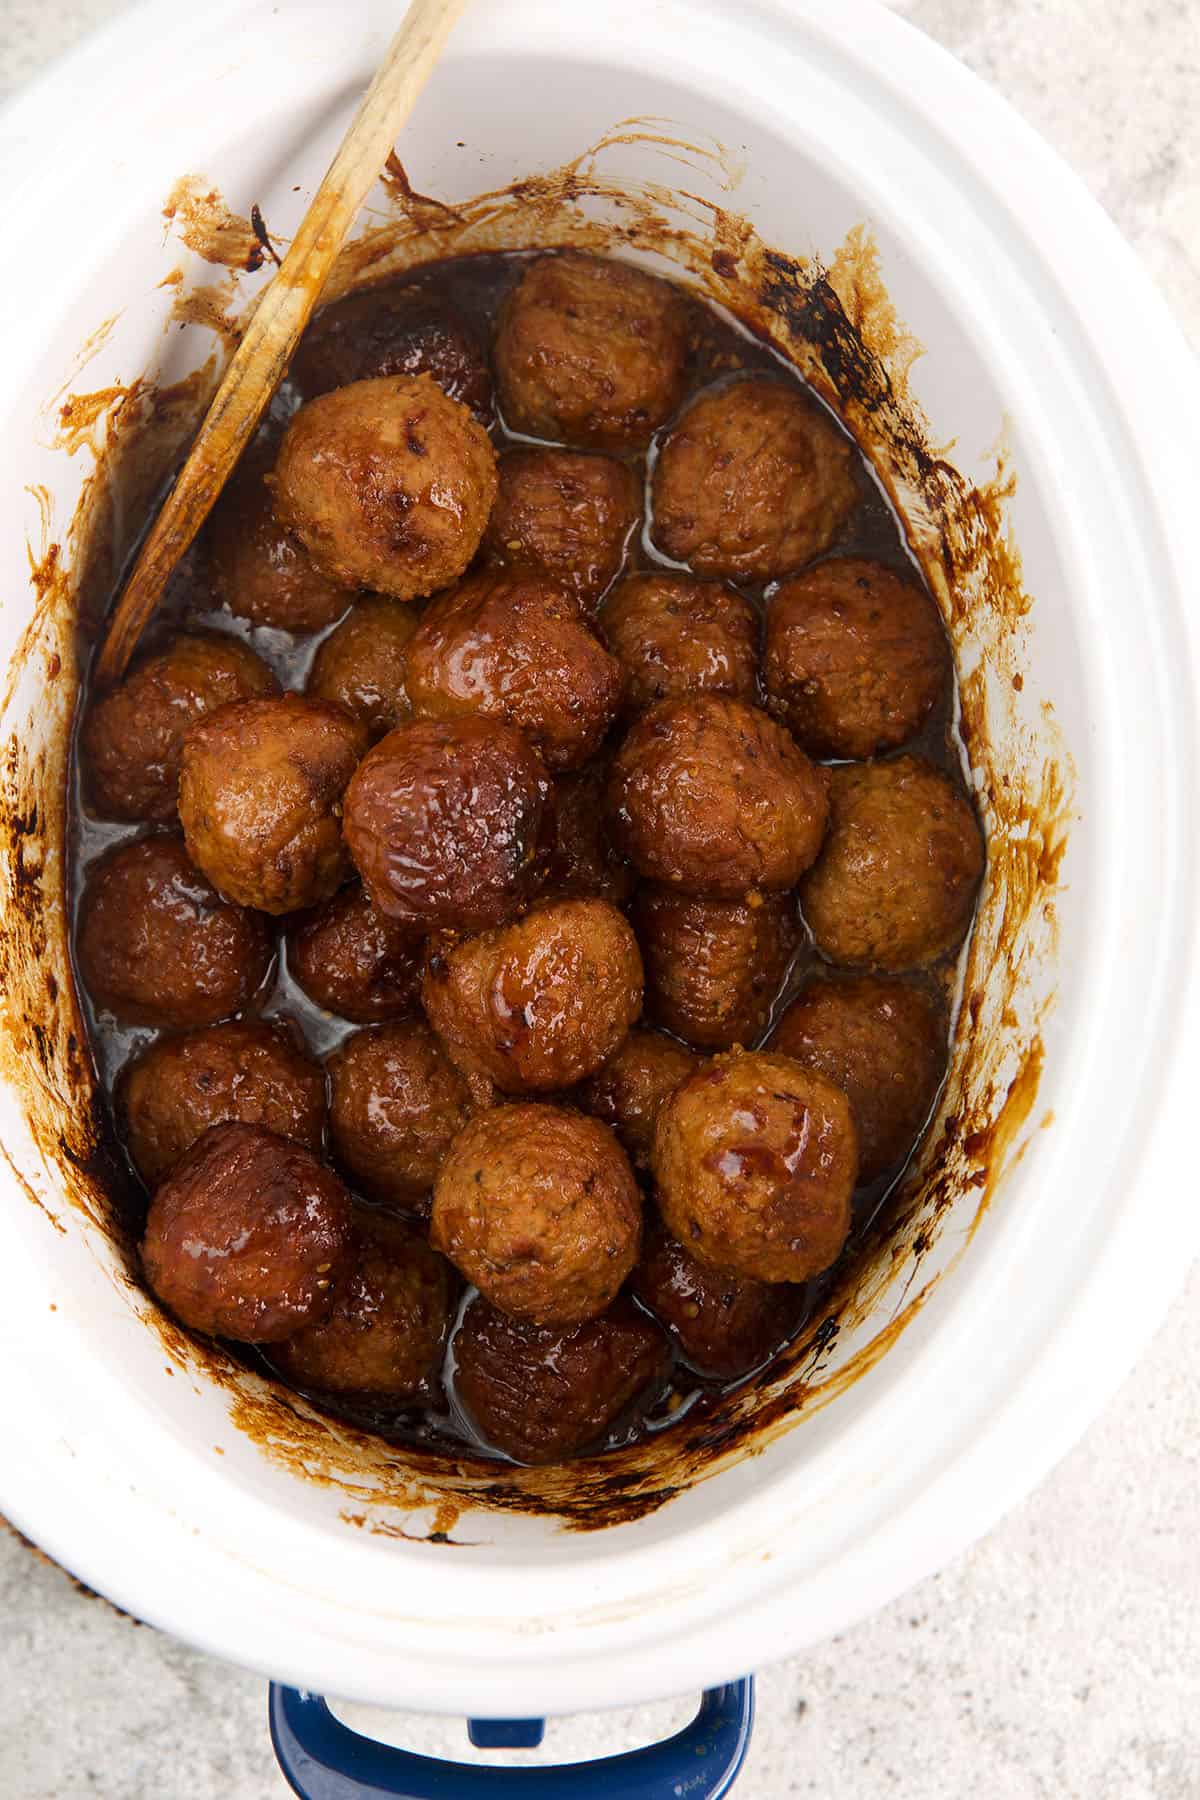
<box><xmin>0</xmin><ymin>0</ymin><xmax>1197</xmax><ymax>1720</ymax></box>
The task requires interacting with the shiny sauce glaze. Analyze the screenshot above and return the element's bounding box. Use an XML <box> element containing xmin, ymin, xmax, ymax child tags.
<box><xmin>68</xmin><ymin>251</ymin><xmax>979</xmax><ymax>1464</ymax></box>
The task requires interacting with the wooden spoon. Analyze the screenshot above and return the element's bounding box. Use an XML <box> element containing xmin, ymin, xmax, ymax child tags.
<box><xmin>95</xmin><ymin>0</ymin><xmax>466</xmax><ymax>689</ymax></box>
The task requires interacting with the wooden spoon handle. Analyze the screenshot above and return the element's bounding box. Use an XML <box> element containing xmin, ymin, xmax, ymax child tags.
<box><xmin>95</xmin><ymin>0</ymin><xmax>467</xmax><ymax>688</ymax></box>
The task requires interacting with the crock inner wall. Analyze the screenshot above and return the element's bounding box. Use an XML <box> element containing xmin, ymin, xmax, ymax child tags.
<box><xmin>0</xmin><ymin>49</ymin><xmax>1076</xmax><ymax>1559</ymax></box>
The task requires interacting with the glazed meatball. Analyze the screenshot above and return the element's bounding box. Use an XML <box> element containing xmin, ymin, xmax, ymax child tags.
<box><xmin>607</xmin><ymin>696</ymin><xmax>828</xmax><ymax>896</ymax></box>
<box><xmin>286</xmin><ymin>884</ymin><xmax>422</xmax><ymax>1024</ymax></box>
<box><xmin>576</xmin><ymin>1029</ymin><xmax>701</xmax><ymax>1170</ymax></box>
<box><xmin>328</xmin><ymin>1019</ymin><xmax>472</xmax><ymax>1207</ymax></box>
<box><xmin>404</xmin><ymin>569</ymin><xmax>624</xmax><ymax>772</ymax></box>
<box><xmin>431</xmin><ymin>1103</ymin><xmax>642</xmax><ymax>1326</ymax></box>
<box><xmin>800</xmin><ymin>756</ymin><xmax>984</xmax><ymax>970</ymax></box>
<box><xmin>77</xmin><ymin>836</ymin><xmax>272</xmax><ymax>1028</ymax></box>
<box><xmin>421</xmin><ymin>898</ymin><xmax>643</xmax><ymax>1094</ymax></box>
<box><xmin>493</xmin><ymin>251</ymin><xmax>688</xmax><ymax>452</ymax></box>
<box><xmin>82</xmin><ymin>633</ymin><xmax>278</xmax><ymax>824</ymax></box>
<box><xmin>600</xmin><ymin>573</ymin><xmax>759</xmax><ymax>715</ymax></box>
<box><xmin>117</xmin><ymin>1018</ymin><xmax>326</xmax><ymax>1188</ymax></box>
<box><xmin>344</xmin><ymin>716</ymin><xmax>551</xmax><ymax>932</ymax></box>
<box><xmin>141</xmin><ymin>1121</ymin><xmax>352</xmax><ymax>1342</ymax></box>
<box><xmin>769</xmin><ymin>975</ymin><xmax>946</xmax><ymax>1182</ymax></box>
<box><xmin>651</xmin><ymin>377</ymin><xmax>857</xmax><ymax>581</ymax></box>
<box><xmin>764</xmin><ymin>557</ymin><xmax>949</xmax><ymax>758</ymax></box>
<box><xmin>269</xmin><ymin>1209</ymin><xmax>455</xmax><ymax>1400</ymax></box>
<box><xmin>482</xmin><ymin>449</ymin><xmax>639</xmax><ymax>610</ymax></box>
<box><xmin>306</xmin><ymin>596</ymin><xmax>420</xmax><ymax>743</ymax></box>
<box><xmin>543</xmin><ymin>764</ymin><xmax>635</xmax><ymax>908</ymax></box>
<box><xmin>454</xmin><ymin>1294</ymin><xmax>669</xmax><ymax>1465</ymax></box>
<box><xmin>290</xmin><ymin>280</ymin><xmax>492</xmax><ymax>417</ymax></box>
<box><xmin>652</xmin><ymin>1053</ymin><xmax>857</xmax><ymax>1284</ymax></box>
<box><xmin>178</xmin><ymin>694</ymin><xmax>367</xmax><ymax>915</ymax></box>
<box><xmin>632</xmin><ymin>1216</ymin><xmax>801</xmax><ymax>1378</ymax></box>
<box><xmin>207</xmin><ymin>453</ymin><xmax>354</xmax><ymax>633</ymax></box>
<box><xmin>634</xmin><ymin>887</ymin><xmax>798</xmax><ymax>1051</ymax></box>
<box><xmin>273</xmin><ymin>374</ymin><xmax>497</xmax><ymax>601</ymax></box>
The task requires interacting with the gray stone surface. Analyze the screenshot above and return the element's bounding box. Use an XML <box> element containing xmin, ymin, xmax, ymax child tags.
<box><xmin>1</xmin><ymin>3</ymin><xmax>1197</xmax><ymax>1795</ymax></box>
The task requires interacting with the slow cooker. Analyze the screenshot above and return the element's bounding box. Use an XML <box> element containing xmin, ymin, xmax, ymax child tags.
<box><xmin>0</xmin><ymin>2</ymin><xmax>1197</xmax><ymax>1793</ymax></box>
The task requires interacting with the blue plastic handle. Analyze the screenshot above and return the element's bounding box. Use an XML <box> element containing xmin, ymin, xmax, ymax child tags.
<box><xmin>269</xmin><ymin>1678</ymin><xmax>754</xmax><ymax>1799</ymax></box>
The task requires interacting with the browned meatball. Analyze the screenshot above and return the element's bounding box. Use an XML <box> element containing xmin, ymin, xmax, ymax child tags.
<box><xmin>141</xmin><ymin>1121</ymin><xmax>352</xmax><ymax>1342</ymax></box>
<box><xmin>652</xmin><ymin>1053</ymin><xmax>857</xmax><ymax>1284</ymax></box>
<box><xmin>273</xmin><ymin>374</ymin><xmax>497</xmax><ymax>601</ymax></box>
<box><xmin>768</xmin><ymin>975</ymin><xmax>947</xmax><ymax>1182</ymax></box>
<box><xmin>77</xmin><ymin>835</ymin><xmax>272</xmax><ymax>1028</ymax></box>
<box><xmin>651</xmin><ymin>378</ymin><xmax>857</xmax><ymax>581</ymax></box>
<box><xmin>344</xmin><ymin>717</ymin><xmax>551</xmax><ymax>932</ymax></box>
<box><xmin>454</xmin><ymin>1294</ymin><xmax>669</xmax><ymax>1464</ymax></box>
<box><xmin>404</xmin><ymin>569</ymin><xmax>624</xmax><ymax>772</ymax></box>
<box><xmin>431</xmin><ymin>1103</ymin><xmax>642</xmax><ymax>1326</ymax></box>
<box><xmin>306</xmin><ymin>596</ymin><xmax>420</xmax><ymax>743</ymax></box>
<box><xmin>178</xmin><ymin>695</ymin><xmax>367</xmax><ymax>915</ymax></box>
<box><xmin>576</xmin><ymin>1029</ymin><xmax>701</xmax><ymax>1170</ymax></box>
<box><xmin>631</xmin><ymin>1216</ymin><xmax>801</xmax><ymax>1378</ymax></box>
<box><xmin>269</xmin><ymin>1208</ymin><xmax>455</xmax><ymax>1399</ymax></box>
<box><xmin>328</xmin><ymin>1019</ymin><xmax>472</xmax><ymax>1207</ymax></box>
<box><xmin>290</xmin><ymin>280</ymin><xmax>492</xmax><ymax>418</ymax></box>
<box><xmin>764</xmin><ymin>558</ymin><xmax>949</xmax><ymax>759</ymax></box>
<box><xmin>607</xmin><ymin>696</ymin><xmax>828</xmax><ymax>896</ymax></box>
<box><xmin>421</xmin><ymin>899</ymin><xmax>643</xmax><ymax>1094</ymax></box>
<box><xmin>117</xmin><ymin>1018</ymin><xmax>326</xmax><ymax>1188</ymax></box>
<box><xmin>600</xmin><ymin>573</ymin><xmax>759</xmax><ymax>715</ymax></box>
<box><xmin>493</xmin><ymin>251</ymin><xmax>688</xmax><ymax>452</ymax></box>
<box><xmin>634</xmin><ymin>887</ymin><xmax>798</xmax><ymax>1051</ymax></box>
<box><xmin>482</xmin><ymin>449</ymin><xmax>640</xmax><ymax>610</ymax></box>
<box><xmin>82</xmin><ymin>634</ymin><xmax>278</xmax><ymax>824</ymax></box>
<box><xmin>800</xmin><ymin>757</ymin><xmax>984</xmax><ymax>971</ymax></box>
<box><xmin>207</xmin><ymin>454</ymin><xmax>354</xmax><ymax>633</ymax></box>
<box><xmin>286</xmin><ymin>884</ymin><xmax>422</xmax><ymax>1024</ymax></box>
<box><xmin>543</xmin><ymin>764</ymin><xmax>635</xmax><ymax>908</ymax></box>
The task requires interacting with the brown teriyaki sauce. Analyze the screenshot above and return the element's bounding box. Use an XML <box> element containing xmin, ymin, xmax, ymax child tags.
<box><xmin>67</xmin><ymin>250</ymin><xmax>978</xmax><ymax>1466</ymax></box>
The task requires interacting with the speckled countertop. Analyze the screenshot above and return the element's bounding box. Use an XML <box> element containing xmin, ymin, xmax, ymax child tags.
<box><xmin>1</xmin><ymin>3</ymin><xmax>1197</xmax><ymax>1796</ymax></box>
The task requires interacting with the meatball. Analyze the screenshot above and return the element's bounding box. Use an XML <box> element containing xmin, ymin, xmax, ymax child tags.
<box><xmin>634</xmin><ymin>887</ymin><xmax>798</xmax><ymax>1051</ymax></box>
<box><xmin>652</xmin><ymin>1053</ymin><xmax>857</xmax><ymax>1284</ymax></box>
<box><xmin>493</xmin><ymin>250</ymin><xmax>688</xmax><ymax>452</ymax></box>
<box><xmin>650</xmin><ymin>377</ymin><xmax>857</xmax><ymax>581</ymax></box>
<box><xmin>454</xmin><ymin>1294</ymin><xmax>669</xmax><ymax>1465</ymax></box>
<box><xmin>632</xmin><ymin>1217</ymin><xmax>801</xmax><ymax>1378</ymax></box>
<box><xmin>768</xmin><ymin>975</ymin><xmax>947</xmax><ymax>1182</ymax></box>
<box><xmin>290</xmin><ymin>280</ymin><xmax>492</xmax><ymax>418</ymax></box>
<box><xmin>431</xmin><ymin>1103</ymin><xmax>642</xmax><ymax>1326</ymax></box>
<box><xmin>178</xmin><ymin>694</ymin><xmax>367</xmax><ymax>915</ymax></box>
<box><xmin>82</xmin><ymin>633</ymin><xmax>278</xmax><ymax>824</ymax></box>
<box><xmin>269</xmin><ymin>1209</ymin><xmax>455</xmax><ymax>1400</ymax></box>
<box><xmin>482</xmin><ymin>449</ymin><xmax>640</xmax><ymax>610</ymax></box>
<box><xmin>306</xmin><ymin>596</ymin><xmax>420</xmax><ymax>743</ymax></box>
<box><xmin>800</xmin><ymin>756</ymin><xmax>984</xmax><ymax>970</ymax></box>
<box><xmin>286</xmin><ymin>884</ymin><xmax>422</xmax><ymax>1024</ymax></box>
<box><xmin>328</xmin><ymin>1019</ymin><xmax>472</xmax><ymax>1207</ymax></box>
<box><xmin>141</xmin><ymin>1121</ymin><xmax>352</xmax><ymax>1342</ymax></box>
<box><xmin>421</xmin><ymin>898</ymin><xmax>643</xmax><ymax>1094</ymax></box>
<box><xmin>272</xmin><ymin>374</ymin><xmax>497</xmax><ymax>601</ymax></box>
<box><xmin>343</xmin><ymin>717</ymin><xmax>551</xmax><ymax>932</ymax></box>
<box><xmin>576</xmin><ymin>1029</ymin><xmax>701</xmax><ymax>1170</ymax></box>
<box><xmin>404</xmin><ymin>569</ymin><xmax>624</xmax><ymax>772</ymax></box>
<box><xmin>117</xmin><ymin>1018</ymin><xmax>326</xmax><ymax>1188</ymax></box>
<box><xmin>543</xmin><ymin>764</ymin><xmax>635</xmax><ymax>908</ymax></box>
<box><xmin>76</xmin><ymin>835</ymin><xmax>272</xmax><ymax>1028</ymax></box>
<box><xmin>764</xmin><ymin>557</ymin><xmax>949</xmax><ymax>758</ymax></box>
<box><xmin>606</xmin><ymin>696</ymin><xmax>828</xmax><ymax>896</ymax></box>
<box><xmin>207</xmin><ymin>453</ymin><xmax>354</xmax><ymax>633</ymax></box>
<box><xmin>600</xmin><ymin>573</ymin><xmax>759</xmax><ymax>715</ymax></box>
